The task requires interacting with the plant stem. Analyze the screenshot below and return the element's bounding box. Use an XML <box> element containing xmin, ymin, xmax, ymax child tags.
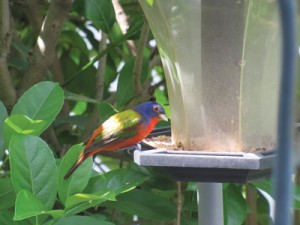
<box><xmin>246</xmin><ymin>184</ymin><xmax>257</xmax><ymax>225</ymax></box>
<box><xmin>112</xmin><ymin>0</ymin><xmax>137</xmax><ymax>56</ymax></box>
<box><xmin>95</xmin><ymin>32</ymin><xmax>107</xmax><ymax>102</ymax></box>
<box><xmin>133</xmin><ymin>21</ymin><xmax>150</xmax><ymax>95</ymax></box>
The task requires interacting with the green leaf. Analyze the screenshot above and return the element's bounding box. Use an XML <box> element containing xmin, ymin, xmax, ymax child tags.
<box><xmin>85</xmin><ymin>0</ymin><xmax>115</xmax><ymax>34</ymax></box>
<box><xmin>11</xmin><ymin>41</ymin><xmax>30</xmax><ymax>57</ymax></box>
<box><xmin>98</xmin><ymin>102</ymin><xmax>118</xmax><ymax>122</ymax></box>
<box><xmin>84</xmin><ymin>168</ymin><xmax>150</xmax><ymax>195</ymax></box>
<box><xmin>65</xmin><ymin>191</ymin><xmax>114</xmax><ymax>209</ymax></box>
<box><xmin>252</xmin><ymin>179</ymin><xmax>272</xmax><ymax>194</ymax></box>
<box><xmin>65</xmin><ymin>191</ymin><xmax>115</xmax><ymax>216</ymax></box>
<box><xmin>53</xmin><ymin>115</ymin><xmax>88</xmax><ymax>131</ymax></box>
<box><xmin>116</xmin><ymin>57</ymin><xmax>149</xmax><ymax>108</ymax></box>
<box><xmin>257</xmin><ymin>190</ymin><xmax>272</xmax><ymax>225</ymax></box>
<box><xmin>0</xmin><ymin>101</ymin><xmax>8</xmax><ymax>158</ymax></box>
<box><xmin>103</xmin><ymin>189</ymin><xmax>177</xmax><ymax>221</ymax></box>
<box><xmin>254</xmin><ymin>180</ymin><xmax>300</xmax><ymax>216</ymax></box>
<box><xmin>126</xmin><ymin>15</ymin><xmax>145</xmax><ymax>40</ymax></box>
<box><xmin>8</xmin><ymin>57</ymin><xmax>28</xmax><ymax>71</ymax></box>
<box><xmin>9</xmin><ymin>135</ymin><xmax>58</xmax><ymax>210</ymax></box>
<box><xmin>14</xmin><ymin>190</ymin><xmax>45</xmax><ymax>220</ymax></box>
<box><xmin>0</xmin><ymin>178</ymin><xmax>16</xmax><ymax>210</ymax></box>
<box><xmin>14</xmin><ymin>190</ymin><xmax>64</xmax><ymax>221</ymax></box>
<box><xmin>223</xmin><ymin>184</ymin><xmax>247</xmax><ymax>225</ymax></box>
<box><xmin>53</xmin><ymin>216</ymin><xmax>115</xmax><ymax>225</ymax></box>
<box><xmin>4</xmin><ymin>115</ymin><xmax>48</xmax><ymax>144</ymax></box>
<box><xmin>11</xmin><ymin>81</ymin><xmax>64</xmax><ymax>131</ymax></box>
<box><xmin>70</xmin><ymin>48</ymin><xmax>81</xmax><ymax>65</ymax></box>
<box><xmin>154</xmin><ymin>89</ymin><xmax>170</xmax><ymax>118</ymax></box>
<box><xmin>58</xmin><ymin>144</ymin><xmax>93</xmax><ymax>205</ymax></box>
<box><xmin>71</xmin><ymin>102</ymin><xmax>88</xmax><ymax>115</ymax></box>
<box><xmin>59</xmin><ymin>30</ymin><xmax>89</xmax><ymax>53</ymax></box>
<box><xmin>64</xmin><ymin>91</ymin><xmax>98</xmax><ymax>103</ymax></box>
<box><xmin>146</xmin><ymin>0</ymin><xmax>154</xmax><ymax>6</ymax></box>
<box><xmin>0</xmin><ymin>210</ymin><xmax>31</xmax><ymax>225</ymax></box>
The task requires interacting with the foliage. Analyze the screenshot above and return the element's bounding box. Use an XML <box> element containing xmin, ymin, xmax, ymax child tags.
<box><xmin>0</xmin><ymin>0</ymin><xmax>296</xmax><ymax>225</ymax></box>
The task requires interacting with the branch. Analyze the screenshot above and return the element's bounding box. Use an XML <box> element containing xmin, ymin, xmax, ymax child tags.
<box><xmin>95</xmin><ymin>33</ymin><xmax>107</xmax><ymax>102</ymax></box>
<box><xmin>80</xmin><ymin>33</ymin><xmax>108</xmax><ymax>142</ymax></box>
<box><xmin>112</xmin><ymin>0</ymin><xmax>137</xmax><ymax>56</ymax></box>
<box><xmin>18</xmin><ymin>0</ymin><xmax>73</xmax><ymax>95</ymax></box>
<box><xmin>21</xmin><ymin>0</ymin><xmax>69</xmax><ymax>90</ymax></box>
<box><xmin>0</xmin><ymin>0</ymin><xmax>17</xmax><ymax>110</ymax></box>
<box><xmin>149</xmin><ymin>54</ymin><xmax>162</xmax><ymax>71</ymax></box>
<box><xmin>21</xmin><ymin>0</ymin><xmax>44</xmax><ymax>36</ymax></box>
<box><xmin>41</xmin><ymin>126</ymin><xmax>64</xmax><ymax>157</ymax></box>
<box><xmin>133</xmin><ymin>21</ymin><xmax>150</xmax><ymax>95</ymax></box>
<box><xmin>125</xmin><ymin>78</ymin><xmax>152</xmax><ymax>109</ymax></box>
<box><xmin>22</xmin><ymin>0</ymin><xmax>71</xmax><ymax>114</ymax></box>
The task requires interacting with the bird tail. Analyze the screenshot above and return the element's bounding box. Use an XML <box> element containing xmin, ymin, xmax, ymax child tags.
<box><xmin>64</xmin><ymin>152</ymin><xmax>86</xmax><ymax>180</ymax></box>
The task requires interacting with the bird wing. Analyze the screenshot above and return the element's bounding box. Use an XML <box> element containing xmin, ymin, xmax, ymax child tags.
<box><xmin>83</xmin><ymin>109</ymin><xmax>145</xmax><ymax>155</ymax></box>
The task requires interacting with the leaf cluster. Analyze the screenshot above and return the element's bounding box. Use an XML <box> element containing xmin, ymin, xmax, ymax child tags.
<box><xmin>0</xmin><ymin>82</ymin><xmax>173</xmax><ymax>225</ymax></box>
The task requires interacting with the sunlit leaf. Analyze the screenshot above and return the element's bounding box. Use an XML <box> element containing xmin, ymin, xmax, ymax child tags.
<box><xmin>146</xmin><ymin>0</ymin><xmax>153</xmax><ymax>6</ymax></box>
<box><xmin>65</xmin><ymin>191</ymin><xmax>115</xmax><ymax>216</ymax></box>
<box><xmin>65</xmin><ymin>191</ymin><xmax>114</xmax><ymax>209</ymax></box>
<box><xmin>11</xmin><ymin>81</ymin><xmax>64</xmax><ymax>134</ymax></box>
<box><xmin>4</xmin><ymin>114</ymin><xmax>47</xmax><ymax>145</ymax></box>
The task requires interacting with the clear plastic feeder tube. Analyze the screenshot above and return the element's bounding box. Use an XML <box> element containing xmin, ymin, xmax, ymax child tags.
<box><xmin>139</xmin><ymin>0</ymin><xmax>281</xmax><ymax>152</ymax></box>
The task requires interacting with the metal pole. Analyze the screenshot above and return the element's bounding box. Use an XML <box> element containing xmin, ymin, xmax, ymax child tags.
<box><xmin>273</xmin><ymin>0</ymin><xmax>297</xmax><ymax>224</ymax></box>
<box><xmin>197</xmin><ymin>183</ymin><xmax>224</xmax><ymax>225</ymax></box>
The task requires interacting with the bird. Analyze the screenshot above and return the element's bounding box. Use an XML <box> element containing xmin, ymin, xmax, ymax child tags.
<box><xmin>64</xmin><ymin>101</ymin><xmax>168</xmax><ymax>179</ymax></box>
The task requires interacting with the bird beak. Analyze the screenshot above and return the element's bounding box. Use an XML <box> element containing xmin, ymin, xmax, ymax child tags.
<box><xmin>159</xmin><ymin>113</ymin><xmax>168</xmax><ymax>122</ymax></box>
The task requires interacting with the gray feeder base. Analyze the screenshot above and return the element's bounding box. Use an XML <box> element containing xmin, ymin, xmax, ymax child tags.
<box><xmin>134</xmin><ymin>149</ymin><xmax>274</xmax><ymax>183</ymax></box>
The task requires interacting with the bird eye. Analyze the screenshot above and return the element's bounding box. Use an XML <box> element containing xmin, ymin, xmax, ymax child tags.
<box><xmin>153</xmin><ymin>105</ymin><xmax>159</xmax><ymax>112</ymax></box>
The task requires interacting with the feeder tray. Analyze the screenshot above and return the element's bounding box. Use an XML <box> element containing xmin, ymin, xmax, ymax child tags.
<box><xmin>134</xmin><ymin>127</ymin><xmax>275</xmax><ymax>183</ymax></box>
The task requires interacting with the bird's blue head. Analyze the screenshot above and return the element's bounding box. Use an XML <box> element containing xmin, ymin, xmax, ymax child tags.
<box><xmin>133</xmin><ymin>101</ymin><xmax>168</xmax><ymax>122</ymax></box>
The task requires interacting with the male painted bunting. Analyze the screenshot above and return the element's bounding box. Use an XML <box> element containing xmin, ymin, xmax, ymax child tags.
<box><xmin>64</xmin><ymin>101</ymin><xmax>168</xmax><ymax>179</ymax></box>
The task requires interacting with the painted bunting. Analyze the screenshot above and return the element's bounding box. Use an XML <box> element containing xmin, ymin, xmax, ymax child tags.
<box><xmin>64</xmin><ymin>101</ymin><xmax>168</xmax><ymax>179</ymax></box>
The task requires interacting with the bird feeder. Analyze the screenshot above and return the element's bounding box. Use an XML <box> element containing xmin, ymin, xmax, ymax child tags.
<box><xmin>134</xmin><ymin>0</ymin><xmax>280</xmax><ymax>182</ymax></box>
<box><xmin>133</xmin><ymin>1</ymin><xmax>285</xmax><ymax>224</ymax></box>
